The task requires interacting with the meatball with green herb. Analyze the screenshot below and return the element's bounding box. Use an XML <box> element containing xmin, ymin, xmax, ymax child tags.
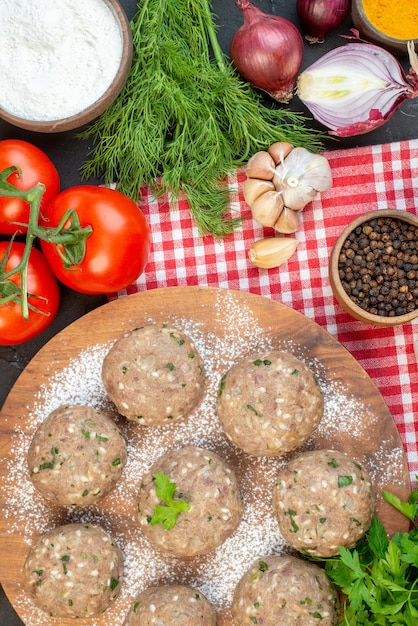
<box><xmin>23</xmin><ymin>523</ymin><xmax>123</xmax><ymax>619</ymax></box>
<box><xmin>28</xmin><ymin>404</ymin><xmax>127</xmax><ymax>506</ymax></box>
<box><xmin>232</xmin><ymin>554</ymin><xmax>339</xmax><ymax>625</ymax></box>
<box><xmin>102</xmin><ymin>324</ymin><xmax>205</xmax><ymax>426</ymax></box>
<box><xmin>272</xmin><ymin>449</ymin><xmax>375</xmax><ymax>557</ymax></box>
<box><xmin>123</xmin><ymin>584</ymin><xmax>216</xmax><ymax>625</ymax></box>
<box><xmin>217</xmin><ymin>350</ymin><xmax>323</xmax><ymax>456</ymax></box>
<box><xmin>137</xmin><ymin>445</ymin><xmax>243</xmax><ymax>557</ymax></box>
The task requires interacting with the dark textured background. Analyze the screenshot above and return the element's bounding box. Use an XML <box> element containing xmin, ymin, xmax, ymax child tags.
<box><xmin>0</xmin><ymin>0</ymin><xmax>417</xmax><ymax>622</ymax></box>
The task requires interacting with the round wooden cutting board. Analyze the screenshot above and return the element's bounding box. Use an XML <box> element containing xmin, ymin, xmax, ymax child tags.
<box><xmin>0</xmin><ymin>287</ymin><xmax>411</xmax><ymax>626</ymax></box>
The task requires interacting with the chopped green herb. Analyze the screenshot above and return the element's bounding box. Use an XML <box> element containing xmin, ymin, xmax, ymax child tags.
<box><xmin>60</xmin><ymin>555</ymin><xmax>70</xmax><ymax>575</ymax></box>
<box><xmin>338</xmin><ymin>475</ymin><xmax>353</xmax><ymax>488</ymax></box>
<box><xmin>188</xmin><ymin>352</ymin><xmax>195</xmax><ymax>359</ymax></box>
<box><xmin>254</xmin><ymin>602</ymin><xmax>260</xmax><ymax>608</ymax></box>
<box><xmin>250</xmin><ymin>618</ymin><xmax>257</xmax><ymax>624</ymax></box>
<box><xmin>165</xmin><ymin>362</ymin><xmax>175</xmax><ymax>370</ymax></box>
<box><xmin>110</xmin><ymin>578</ymin><xmax>119</xmax><ymax>591</ymax></box>
<box><xmin>122</xmin><ymin>365</ymin><xmax>128</xmax><ymax>374</ymax></box>
<box><xmin>258</xmin><ymin>561</ymin><xmax>268</xmax><ymax>572</ymax></box>
<box><xmin>82</xmin><ymin>489</ymin><xmax>89</xmax><ymax>497</ymax></box>
<box><xmin>133</xmin><ymin>601</ymin><xmax>140</xmax><ymax>613</ymax></box>
<box><xmin>39</xmin><ymin>462</ymin><xmax>54</xmax><ymax>471</ymax></box>
<box><xmin>68</xmin><ymin>599</ymin><xmax>73</xmax><ymax>606</ymax></box>
<box><xmin>319</xmin><ymin>518</ymin><xmax>327</xmax><ymax>524</ymax></box>
<box><xmin>81</xmin><ymin>428</ymin><xmax>90</xmax><ymax>441</ymax></box>
<box><xmin>327</xmin><ymin>458</ymin><xmax>339</xmax><ymax>468</ymax></box>
<box><xmin>246</xmin><ymin>404</ymin><xmax>262</xmax><ymax>417</ymax></box>
<box><xmin>149</xmin><ymin>471</ymin><xmax>190</xmax><ymax>529</ymax></box>
<box><xmin>291</xmin><ymin>368</ymin><xmax>299</xmax><ymax>376</ymax></box>
<box><xmin>112</xmin><ymin>458</ymin><xmax>121</xmax><ymax>466</ymax></box>
<box><xmin>170</xmin><ymin>332</ymin><xmax>185</xmax><ymax>346</ymax></box>
<box><xmin>219</xmin><ymin>374</ymin><xmax>226</xmax><ymax>397</ymax></box>
<box><xmin>96</xmin><ymin>434</ymin><xmax>109</xmax><ymax>442</ymax></box>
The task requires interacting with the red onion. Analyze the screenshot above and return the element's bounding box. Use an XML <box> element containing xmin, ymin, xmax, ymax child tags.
<box><xmin>230</xmin><ymin>0</ymin><xmax>304</xmax><ymax>103</ymax></box>
<box><xmin>297</xmin><ymin>36</ymin><xmax>418</xmax><ymax>137</ymax></box>
<box><xmin>296</xmin><ymin>0</ymin><xmax>351</xmax><ymax>43</ymax></box>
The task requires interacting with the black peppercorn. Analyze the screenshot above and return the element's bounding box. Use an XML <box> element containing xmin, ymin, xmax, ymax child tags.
<box><xmin>338</xmin><ymin>216</ymin><xmax>418</xmax><ymax>317</ymax></box>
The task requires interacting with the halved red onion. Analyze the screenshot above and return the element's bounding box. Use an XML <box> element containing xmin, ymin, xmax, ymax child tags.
<box><xmin>297</xmin><ymin>37</ymin><xmax>418</xmax><ymax>137</ymax></box>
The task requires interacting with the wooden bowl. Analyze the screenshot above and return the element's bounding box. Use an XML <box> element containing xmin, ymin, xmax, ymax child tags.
<box><xmin>329</xmin><ymin>209</ymin><xmax>418</xmax><ymax>326</ymax></box>
<box><xmin>0</xmin><ymin>0</ymin><xmax>133</xmax><ymax>133</ymax></box>
<box><xmin>351</xmin><ymin>0</ymin><xmax>418</xmax><ymax>56</ymax></box>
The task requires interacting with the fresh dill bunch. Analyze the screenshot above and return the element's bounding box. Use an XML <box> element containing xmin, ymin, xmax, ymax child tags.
<box><xmin>78</xmin><ymin>0</ymin><xmax>325</xmax><ymax>236</ymax></box>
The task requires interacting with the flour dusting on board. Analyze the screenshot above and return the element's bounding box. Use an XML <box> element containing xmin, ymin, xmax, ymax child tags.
<box><xmin>1</xmin><ymin>290</ymin><xmax>407</xmax><ymax>625</ymax></box>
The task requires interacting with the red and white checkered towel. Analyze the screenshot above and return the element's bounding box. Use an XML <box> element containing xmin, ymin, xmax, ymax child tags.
<box><xmin>112</xmin><ymin>139</ymin><xmax>418</xmax><ymax>484</ymax></box>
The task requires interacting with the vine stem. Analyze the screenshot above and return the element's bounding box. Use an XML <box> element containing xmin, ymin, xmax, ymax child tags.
<box><xmin>0</xmin><ymin>166</ymin><xmax>92</xmax><ymax>320</ymax></box>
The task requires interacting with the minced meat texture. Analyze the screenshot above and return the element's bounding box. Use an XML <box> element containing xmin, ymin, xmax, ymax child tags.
<box><xmin>272</xmin><ymin>449</ymin><xmax>375</xmax><ymax>557</ymax></box>
<box><xmin>232</xmin><ymin>554</ymin><xmax>339</xmax><ymax>625</ymax></box>
<box><xmin>123</xmin><ymin>584</ymin><xmax>216</xmax><ymax>625</ymax></box>
<box><xmin>137</xmin><ymin>445</ymin><xmax>243</xmax><ymax>557</ymax></box>
<box><xmin>23</xmin><ymin>523</ymin><xmax>123</xmax><ymax>618</ymax></box>
<box><xmin>102</xmin><ymin>324</ymin><xmax>205</xmax><ymax>426</ymax></box>
<box><xmin>217</xmin><ymin>350</ymin><xmax>323</xmax><ymax>456</ymax></box>
<box><xmin>27</xmin><ymin>404</ymin><xmax>127</xmax><ymax>506</ymax></box>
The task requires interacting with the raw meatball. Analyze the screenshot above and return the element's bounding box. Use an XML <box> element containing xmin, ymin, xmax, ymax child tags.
<box><xmin>272</xmin><ymin>449</ymin><xmax>375</xmax><ymax>557</ymax></box>
<box><xmin>102</xmin><ymin>324</ymin><xmax>205</xmax><ymax>426</ymax></box>
<box><xmin>137</xmin><ymin>445</ymin><xmax>243</xmax><ymax>557</ymax></box>
<box><xmin>27</xmin><ymin>404</ymin><xmax>127</xmax><ymax>506</ymax></box>
<box><xmin>231</xmin><ymin>554</ymin><xmax>339</xmax><ymax>626</ymax></box>
<box><xmin>123</xmin><ymin>584</ymin><xmax>216</xmax><ymax>625</ymax></box>
<box><xmin>23</xmin><ymin>523</ymin><xmax>123</xmax><ymax>618</ymax></box>
<box><xmin>217</xmin><ymin>350</ymin><xmax>323</xmax><ymax>456</ymax></box>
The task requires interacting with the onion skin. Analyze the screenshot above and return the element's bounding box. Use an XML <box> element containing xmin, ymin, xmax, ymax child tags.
<box><xmin>231</xmin><ymin>0</ymin><xmax>304</xmax><ymax>103</ymax></box>
<box><xmin>296</xmin><ymin>0</ymin><xmax>351</xmax><ymax>43</ymax></box>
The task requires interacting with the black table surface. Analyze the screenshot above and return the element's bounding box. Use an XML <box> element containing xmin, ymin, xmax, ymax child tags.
<box><xmin>1</xmin><ymin>1</ymin><xmax>417</xmax><ymax>623</ymax></box>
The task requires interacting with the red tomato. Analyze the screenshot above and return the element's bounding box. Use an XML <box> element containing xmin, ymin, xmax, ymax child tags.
<box><xmin>0</xmin><ymin>242</ymin><xmax>60</xmax><ymax>345</ymax></box>
<box><xmin>40</xmin><ymin>186</ymin><xmax>151</xmax><ymax>294</ymax></box>
<box><xmin>0</xmin><ymin>139</ymin><xmax>60</xmax><ymax>236</ymax></box>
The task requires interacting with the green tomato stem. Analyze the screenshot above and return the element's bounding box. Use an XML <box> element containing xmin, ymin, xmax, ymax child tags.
<box><xmin>0</xmin><ymin>166</ymin><xmax>92</xmax><ymax>321</ymax></box>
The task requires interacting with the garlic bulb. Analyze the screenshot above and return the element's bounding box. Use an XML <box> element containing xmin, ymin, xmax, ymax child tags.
<box><xmin>244</xmin><ymin>143</ymin><xmax>332</xmax><ymax>233</ymax></box>
<box><xmin>273</xmin><ymin>147</ymin><xmax>332</xmax><ymax>210</ymax></box>
<box><xmin>249</xmin><ymin>236</ymin><xmax>299</xmax><ymax>268</ymax></box>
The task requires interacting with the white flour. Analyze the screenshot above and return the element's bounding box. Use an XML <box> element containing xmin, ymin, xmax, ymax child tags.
<box><xmin>0</xmin><ymin>0</ymin><xmax>123</xmax><ymax>121</ymax></box>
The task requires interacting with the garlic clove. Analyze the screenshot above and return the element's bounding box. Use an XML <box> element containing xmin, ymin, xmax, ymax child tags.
<box><xmin>243</xmin><ymin>178</ymin><xmax>275</xmax><ymax>206</ymax></box>
<box><xmin>267</xmin><ymin>141</ymin><xmax>294</xmax><ymax>165</ymax></box>
<box><xmin>246</xmin><ymin>151</ymin><xmax>276</xmax><ymax>180</ymax></box>
<box><xmin>280</xmin><ymin>186</ymin><xmax>316</xmax><ymax>211</ymax></box>
<box><xmin>251</xmin><ymin>190</ymin><xmax>284</xmax><ymax>228</ymax></box>
<box><xmin>249</xmin><ymin>236</ymin><xmax>299</xmax><ymax>268</ymax></box>
<box><xmin>274</xmin><ymin>206</ymin><xmax>301</xmax><ymax>233</ymax></box>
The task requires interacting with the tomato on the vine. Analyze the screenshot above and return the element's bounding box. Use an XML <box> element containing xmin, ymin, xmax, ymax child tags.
<box><xmin>0</xmin><ymin>242</ymin><xmax>60</xmax><ymax>345</ymax></box>
<box><xmin>40</xmin><ymin>185</ymin><xmax>151</xmax><ymax>294</ymax></box>
<box><xmin>0</xmin><ymin>139</ymin><xmax>60</xmax><ymax>236</ymax></box>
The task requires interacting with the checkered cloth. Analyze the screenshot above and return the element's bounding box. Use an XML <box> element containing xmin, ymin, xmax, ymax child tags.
<box><xmin>112</xmin><ymin>139</ymin><xmax>418</xmax><ymax>485</ymax></box>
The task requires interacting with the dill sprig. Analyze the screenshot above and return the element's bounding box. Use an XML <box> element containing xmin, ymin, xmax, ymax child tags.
<box><xmin>78</xmin><ymin>0</ymin><xmax>325</xmax><ymax>236</ymax></box>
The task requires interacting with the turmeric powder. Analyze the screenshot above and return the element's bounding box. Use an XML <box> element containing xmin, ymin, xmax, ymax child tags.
<box><xmin>362</xmin><ymin>0</ymin><xmax>418</xmax><ymax>40</ymax></box>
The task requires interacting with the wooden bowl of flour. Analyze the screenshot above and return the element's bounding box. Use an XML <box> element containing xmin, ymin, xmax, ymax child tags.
<box><xmin>0</xmin><ymin>0</ymin><xmax>132</xmax><ymax>133</ymax></box>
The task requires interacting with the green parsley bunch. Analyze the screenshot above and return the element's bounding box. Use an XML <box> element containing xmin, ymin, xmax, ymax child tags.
<box><xmin>318</xmin><ymin>487</ymin><xmax>418</xmax><ymax>625</ymax></box>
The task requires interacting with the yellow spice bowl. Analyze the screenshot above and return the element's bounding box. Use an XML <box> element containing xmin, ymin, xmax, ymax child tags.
<box><xmin>351</xmin><ymin>0</ymin><xmax>418</xmax><ymax>56</ymax></box>
<box><xmin>329</xmin><ymin>209</ymin><xmax>418</xmax><ymax>327</ymax></box>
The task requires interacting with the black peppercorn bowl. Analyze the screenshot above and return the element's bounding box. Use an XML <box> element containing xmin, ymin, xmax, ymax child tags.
<box><xmin>329</xmin><ymin>209</ymin><xmax>418</xmax><ymax>326</ymax></box>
